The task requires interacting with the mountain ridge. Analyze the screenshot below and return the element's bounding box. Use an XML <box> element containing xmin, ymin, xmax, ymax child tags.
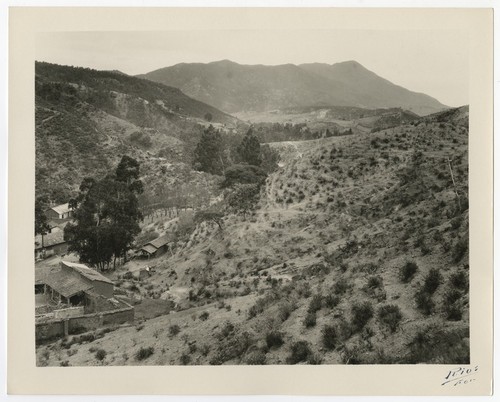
<box><xmin>139</xmin><ymin>60</ymin><xmax>448</xmax><ymax>116</ymax></box>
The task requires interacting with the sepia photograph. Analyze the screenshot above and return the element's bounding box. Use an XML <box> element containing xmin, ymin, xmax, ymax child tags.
<box><xmin>32</xmin><ymin>27</ymin><xmax>472</xmax><ymax>367</ymax></box>
<box><xmin>6</xmin><ymin>6</ymin><xmax>494</xmax><ymax>396</ymax></box>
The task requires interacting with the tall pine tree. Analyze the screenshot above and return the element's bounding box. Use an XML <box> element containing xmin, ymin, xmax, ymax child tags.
<box><xmin>193</xmin><ymin>125</ymin><xmax>226</xmax><ymax>175</ymax></box>
<box><xmin>237</xmin><ymin>128</ymin><xmax>261</xmax><ymax>166</ymax></box>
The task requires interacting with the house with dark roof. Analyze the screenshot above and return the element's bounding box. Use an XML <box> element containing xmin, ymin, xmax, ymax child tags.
<box><xmin>139</xmin><ymin>233</ymin><xmax>173</xmax><ymax>259</ymax></box>
<box><xmin>35</xmin><ymin>261</ymin><xmax>114</xmax><ymax>307</ymax></box>
<box><xmin>35</xmin><ymin>261</ymin><xmax>135</xmax><ymax>340</ymax></box>
<box><xmin>45</xmin><ymin>203</ymin><xmax>74</xmax><ymax>220</ymax></box>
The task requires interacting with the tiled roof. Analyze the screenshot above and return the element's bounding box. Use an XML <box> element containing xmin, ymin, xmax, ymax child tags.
<box><xmin>43</xmin><ymin>270</ymin><xmax>94</xmax><ymax>298</ymax></box>
<box><xmin>62</xmin><ymin>261</ymin><xmax>114</xmax><ymax>284</ymax></box>
<box><xmin>34</xmin><ymin>230</ymin><xmax>66</xmax><ymax>250</ymax></box>
<box><xmin>35</xmin><ymin>265</ymin><xmax>60</xmax><ymax>284</ymax></box>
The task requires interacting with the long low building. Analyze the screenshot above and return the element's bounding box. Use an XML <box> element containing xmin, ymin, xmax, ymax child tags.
<box><xmin>36</xmin><ymin>261</ymin><xmax>114</xmax><ymax>307</ymax></box>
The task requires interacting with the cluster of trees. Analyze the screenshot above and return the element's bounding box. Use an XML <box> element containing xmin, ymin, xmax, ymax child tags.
<box><xmin>63</xmin><ymin>156</ymin><xmax>144</xmax><ymax>271</ymax></box>
<box><xmin>193</xmin><ymin>126</ymin><xmax>280</xmax><ymax>176</ymax></box>
<box><xmin>251</xmin><ymin>122</ymin><xmax>350</xmax><ymax>143</ymax></box>
<box><xmin>192</xmin><ymin>126</ymin><xmax>279</xmax><ymax>219</ymax></box>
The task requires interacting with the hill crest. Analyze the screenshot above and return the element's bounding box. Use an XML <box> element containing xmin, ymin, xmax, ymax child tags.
<box><xmin>139</xmin><ymin>60</ymin><xmax>448</xmax><ymax>116</ymax></box>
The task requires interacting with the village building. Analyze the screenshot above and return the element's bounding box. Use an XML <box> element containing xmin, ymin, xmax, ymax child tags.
<box><xmin>44</xmin><ymin>203</ymin><xmax>74</xmax><ymax>220</ymax></box>
<box><xmin>35</xmin><ymin>261</ymin><xmax>114</xmax><ymax>308</ymax></box>
<box><xmin>35</xmin><ymin>261</ymin><xmax>135</xmax><ymax>341</ymax></box>
<box><xmin>139</xmin><ymin>233</ymin><xmax>173</xmax><ymax>259</ymax></box>
<box><xmin>34</xmin><ymin>230</ymin><xmax>68</xmax><ymax>260</ymax></box>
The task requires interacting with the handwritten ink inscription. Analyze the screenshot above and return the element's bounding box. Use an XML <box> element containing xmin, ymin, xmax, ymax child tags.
<box><xmin>442</xmin><ymin>366</ymin><xmax>479</xmax><ymax>386</ymax></box>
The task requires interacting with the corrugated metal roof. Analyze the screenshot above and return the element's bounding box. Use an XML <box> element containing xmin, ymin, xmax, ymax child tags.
<box><xmin>61</xmin><ymin>261</ymin><xmax>114</xmax><ymax>284</ymax></box>
<box><xmin>43</xmin><ymin>270</ymin><xmax>94</xmax><ymax>298</ymax></box>
<box><xmin>141</xmin><ymin>244</ymin><xmax>157</xmax><ymax>254</ymax></box>
<box><xmin>148</xmin><ymin>233</ymin><xmax>172</xmax><ymax>249</ymax></box>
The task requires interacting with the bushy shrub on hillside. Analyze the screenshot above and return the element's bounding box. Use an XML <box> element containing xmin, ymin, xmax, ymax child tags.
<box><xmin>265</xmin><ymin>331</ymin><xmax>284</xmax><ymax>349</ymax></box>
<box><xmin>415</xmin><ymin>289</ymin><xmax>435</xmax><ymax>316</ymax></box>
<box><xmin>366</xmin><ymin>275</ymin><xmax>383</xmax><ymax>290</ymax></box>
<box><xmin>303</xmin><ymin>312</ymin><xmax>317</xmax><ymax>328</ymax></box>
<box><xmin>449</xmin><ymin>270</ymin><xmax>469</xmax><ymax>292</ymax></box>
<box><xmin>423</xmin><ymin>268</ymin><xmax>443</xmax><ymax>294</ymax></box>
<box><xmin>377</xmin><ymin>304</ymin><xmax>403</xmax><ymax>333</ymax></box>
<box><xmin>333</xmin><ymin>278</ymin><xmax>350</xmax><ymax>295</ymax></box>
<box><xmin>286</xmin><ymin>341</ymin><xmax>313</xmax><ymax>364</ymax></box>
<box><xmin>351</xmin><ymin>302</ymin><xmax>374</xmax><ymax>332</ymax></box>
<box><xmin>220</xmin><ymin>164</ymin><xmax>267</xmax><ymax>188</ymax></box>
<box><xmin>324</xmin><ymin>294</ymin><xmax>340</xmax><ymax>309</ymax></box>
<box><xmin>321</xmin><ymin>325</ymin><xmax>337</xmax><ymax>351</ymax></box>
<box><xmin>95</xmin><ymin>349</ymin><xmax>107</xmax><ymax>361</ymax></box>
<box><xmin>442</xmin><ymin>288</ymin><xmax>463</xmax><ymax>321</ymax></box>
<box><xmin>135</xmin><ymin>346</ymin><xmax>154</xmax><ymax>361</ymax></box>
<box><xmin>169</xmin><ymin>324</ymin><xmax>181</xmax><ymax>336</ymax></box>
<box><xmin>199</xmin><ymin>311</ymin><xmax>210</xmax><ymax>321</ymax></box>
<box><xmin>307</xmin><ymin>294</ymin><xmax>323</xmax><ymax>313</ymax></box>
<box><xmin>399</xmin><ymin>261</ymin><xmax>418</xmax><ymax>283</ymax></box>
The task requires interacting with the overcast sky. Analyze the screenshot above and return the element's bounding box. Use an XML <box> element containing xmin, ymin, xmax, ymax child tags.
<box><xmin>36</xmin><ymin>29</ymin><xmax>469</xmax><ymax>107</ymax></box>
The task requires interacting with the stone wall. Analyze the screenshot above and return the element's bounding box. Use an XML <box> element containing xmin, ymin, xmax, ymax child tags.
<box><xmin>36</xmin><ymin>302</ymin><xmax>134</xmax><ymax>342</ymax></box>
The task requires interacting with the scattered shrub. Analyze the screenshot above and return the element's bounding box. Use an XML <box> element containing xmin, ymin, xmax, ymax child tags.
<box><xmin>399</xmin><ymin>261</ymin><xmax>418</xmax><ymax>283</ymax></box>
<box><xmin>366</xmin><ymin>275</ymin><xmax>383</xmax><ymax>290</ymax></box>
<box><xmin>180</xmin><ymin>353</ymin><xmax>191</xmax><ymax>365</ymax></box>
<box><xmin>199</xmin><ymin>311</ymin><xmax>209</xmax><ymax>321</ymax></box>
<box><xmin>307</xmin><ymin>294</ymin><xmax>323</xmax><ymax>313</ymax></box>
<box><xmin>415</xmin><ymin>289</ymin><xmax>435</xmax><ymax>315</ymax></box>
<box><xmin>449</xmin><ymin>270</ymin><xmax>469</xmax><ymax>292</ymax></box>
<box><xmin>351</xmin><ymin>302</ymin><xmax>374</xmax><ymax>332</ymax></box>
<box><xmin>135</xmin><ymin>346</ymin><xmax>154</xmax><ymax>361</ymax></box>
<box><xmin>443</xmin><ymin>288</ymin><xmax>463</xmax><ymax>321</ymax></box>
<box><xmin>169</xmin><ymin>324</ymin><xmax>181</xmax><ymax>336</ymax></box>
<box><xmin>287</xmin><ymin>341</ymin><xmax>313</xmax><ymax>364</ymax></box>
<box><xmin>277</xmin><ymin>301</ymin><xmax>296</xmax><ymax>322</ymax></box>
<box><xmin>423</xmin><ymin>268</ymin><xmax>443</xmax><ymax>294</ymax></box>
<box><xmin>303</xmin><ymin>312</ymin><xmax>317</xmax><ymax>328</ymax></box>
<box><xmin>324</xmin><ymin>294</ymin><xmax>340</xmax><ymax>309</ymax></box>
<box><xmin>321</xmin><ymin>325</ymin><xmax>337</xmax><ymax>351</ymax></box>
<box><xmin>333</xmin><ymin>278</ymin><xmax>350</xmax><ymax>295</ymax></box>
<box><xmin>95</xmin><ymin>349</ymin><xmax>107</xmax><ymax>361</ymax></box>
<box><xmin>265</xmin><ymin>331</ymin><xmax>284</xmax><ymax>349</ymax></box>
<box><xmin>377</xmin><ymin>304</ymin><xmax>403</xmax><ymax>332</ymax></box>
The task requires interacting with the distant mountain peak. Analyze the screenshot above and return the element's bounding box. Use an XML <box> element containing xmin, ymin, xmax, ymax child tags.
<box><xmin>139</xmin><ymin>60</ymin><xmax>448</xmax><ymax>116</ymax></box>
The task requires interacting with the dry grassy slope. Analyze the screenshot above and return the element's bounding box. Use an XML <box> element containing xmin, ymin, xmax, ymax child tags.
<box><xmin>35</xmin><ymin>61</ymin><xmax>237</xmax><ymax>203</ymax></box>
<box><xmin>37</xmin><ymin>117</ymin><xmax>470</xmax><ymax>367</ymax></box>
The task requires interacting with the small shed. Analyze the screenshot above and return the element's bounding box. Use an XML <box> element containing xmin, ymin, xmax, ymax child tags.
<box><xmin>139</xmin><ymin>233</ymin><xmax>173</xmax><ymax>259</ymax></box>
